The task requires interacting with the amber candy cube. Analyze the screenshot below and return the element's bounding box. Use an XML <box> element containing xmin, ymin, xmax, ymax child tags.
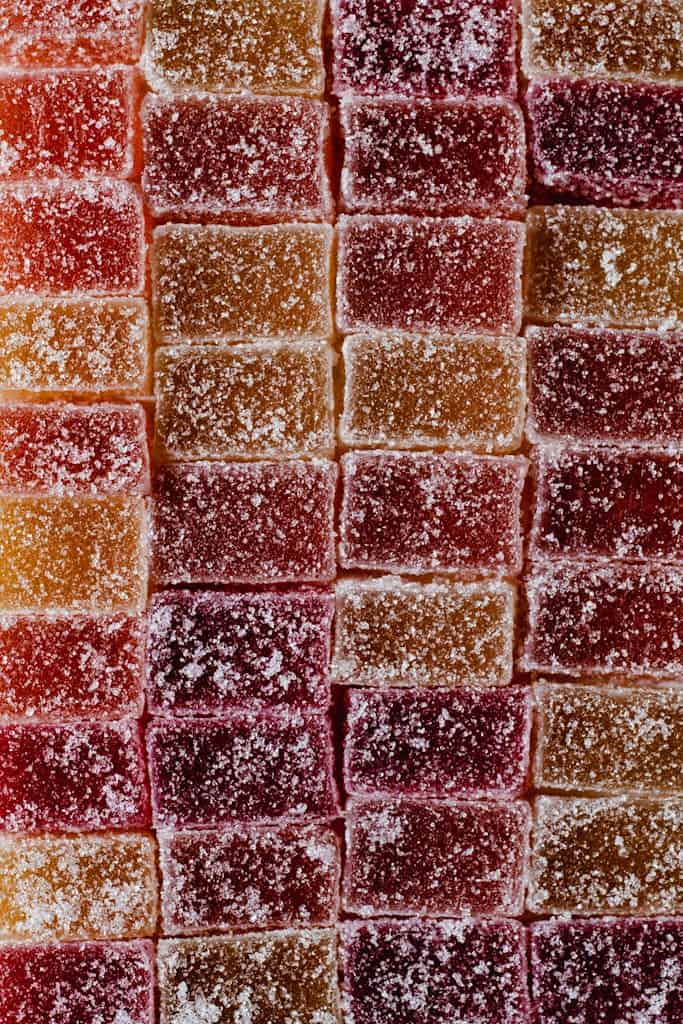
<box><xmin>0</xmin><ymin>0</ymin><xmax>145</xmax><ymax>66</ymax></box>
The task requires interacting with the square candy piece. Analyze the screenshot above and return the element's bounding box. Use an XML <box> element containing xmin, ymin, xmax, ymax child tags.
<box><xmin>332</xmin><ymin>577</ymin><xmax>516</xmax><ymax>688</ymax></box>
<box><xmin>337</xmin><ymin>215</ymin><xmax>523</xmax><ymax>336</ymax></box>
<box><xmin>154</xmin><ymin>342</ymin><xmax>334</xmax><ymax>461</ymax></box>
<box><xmin>159</xmin><ymin>823</ymin><xmax>340</xmax><ymax>934</ymax></box>
<box><xmin>341</xmin><ymin>918</ymin><xmax>530</xmax><ymax>1024</ymax></box>
<box><xmin>146</xmin><ymin>589</ymin><xmax>333</xmax><ymax>715</ymax></box>
<box><xmin>339</xmin><ymin>451</ymin><xmax>527</xmax><ymax>576</ymax></box>
<box><xmin>341</xmin><ymin>333</ymin><xmax>526</xmax><ymax>453</ymax></box>
<box><xmin>341</xmin><ymin>98</ymin><xmax>526</xmax><ymax>216</ymax></box>
<box><xmin>0</xmin><ymin>0</ymin><xmax>145</xmax><ymax>66</ymax></box>
<box><xmin>153</xmin><ymin>461</ymin><xmax>336</xmax><ymax>586</ymax></box>
<box><xmin>147</xmin><ymin>711</ymin><xmax>338</xmax><ymax>828</ymax></box>
<box><xmin>344</xmin><ymin>797</ymin><xmax>530</xmax><ymax>917</ymax></box>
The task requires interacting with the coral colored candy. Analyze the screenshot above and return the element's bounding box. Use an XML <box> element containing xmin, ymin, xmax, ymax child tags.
<box><xmin>147</xmin><ymin>711</ymin><xmax>338</xmax><ymax>828</ymax></box>
<box><xmin>341</xmin><ymin>333</ymin><xmax>526</xmax><ymax>453</ymax></box>
<box><xmin>344</xmin><ymin>797</ymin><xmax>530</xmax><ymax>917</ymax></box>
<box><xmin>153</xmin><ymin>461</ymin><xmax>336</xmax><ymax>586</ymax></box>
<box><xmin>159</xmin><ymin>823</ymin><xmax>340</xmax><ymax>934</ymax></box>
<box><xmin>333</xmin><ymin>577</ymin><xmax>516</xmax><ymax>688</ymax></box>
<box><xmin>146</xmin><ymin>589</ymin><xmax>333</xmax><ymax>715</ymax></box>
<box><xmin>339</xmin><ymin>451</ymin><xmax>527</xmax><ymax>576</ymax></box>
<box><xmin>143</xmin><ymin>94</ymin><xmax>331</xmax><ymax>222</ymax></box>
<box><xmin>337</xmin><ymin>215</ymin><xmax>524</xmax><ymax>336</ymax></box>
<box><xmin>341</xmin><ymin>98</ymin><xmax>526</xmax><ymax>216</ymax></box>
<box><xmin>155</xmin><ymin>342</ymin><xmax>334</xmax><ymax>461</ymax></box>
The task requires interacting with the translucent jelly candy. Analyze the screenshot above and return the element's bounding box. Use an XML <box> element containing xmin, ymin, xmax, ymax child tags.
<box><xmin>159</xmin><ymin>823</ymin><xmax>340</xmax><ymax>934</ymax></box>
<box><xmin>340</xmin><ymin>333</ymin><xmax>526</xmax><ymax>453</ymax></box>
<box><xmin>147</xmin><ymin>711</ymin><xmax>337</xmax><ymax>828</ymax></box>
<box><xmin>146</xmin><ymin>590</ymin><xmax>333</xmax><ymax>714</ymax></box>
<box><xmin>344</xmin><ymin>797</ymin><xmax>530</xmax><ymax>917</ymax></box>
<box><xmin>341</xmin><ymin>98</ymin><xmax>526</xmax><ymax>217</ymax></box>
<box><xmin>154</xmin><ymin>342</ymin><xmax>334</xmax><ymax>461</ymax></box>
<box><xmin>0</xmin><ymin>833</ymin><xmax>158</xmax><ymax>940</ymax></box>
<box><xmin>525</xmin><ymin>206</ymin><xmax>683</xmax><ymax>328</ymax></box>
<box><xmin>158</xmin><ymin>930</ymin><xmax>340</xmax><ymax>1024</ymax></box>
<box><xmin>153</xmin><ymin>224</ymin><xmax>332</xmax><ymax>344</ymax></box>
<box><xmin>337</xmin><ymin>215</ymin><xmax>523</xmax><ymax>336</ymax></box>
<box><xmin>339</xmin><ymin>451</ymin><xmax>527</xmax><ymax>576</ymax></box>
<box><xmin>143</xmin><ymin>94</ymin><xmax>331</xmax><ymax>222</ymax></box>
<box><xmin>333</xmin><ymin>577</ymin><xmax>516</xmax><ymax>688</ymax></box>
<box><xmin>331</xmin><ymin>0</ymin><xmax>517</xmax><ymax>98</ymax></box>
<box><xmin>153</xmin><ymin>461</ymin><xmax>336</xmax><ymax>586</ymax></box>
<box><xmin>527</xmin><ymin>78</ymin><xmax>683</xmax><ymax>207</ymax></box>
<box><xmin>341</xmin><ymin>919</ymin><xmax>530</xmax><ymax>1024</ymax></box>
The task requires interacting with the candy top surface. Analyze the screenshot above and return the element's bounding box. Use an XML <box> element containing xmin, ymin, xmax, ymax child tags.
<box><xmin>0</xmin><ymin>0</ymin><xmax>145</xmax><ymax>66</ymax></box>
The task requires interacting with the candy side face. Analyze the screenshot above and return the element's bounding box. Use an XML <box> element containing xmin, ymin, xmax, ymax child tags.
<box><xmin>0</xmin><ymin>0</ymin><xmax>145</xmax><ymax>66</ymax></box>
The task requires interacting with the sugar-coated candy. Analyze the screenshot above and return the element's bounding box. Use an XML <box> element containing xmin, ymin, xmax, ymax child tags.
<box><xmin>146</xmin><ymin>590</ymin><xmax>333</xmax><ymax>715</ymax></box>
<box><xmin>527</xmin><ymin>78</ymin><xmax>683</xmax><ymax>207</ymax></box>
<box><xmin>153</xmin><ymin>223</ymin><xmax>332</xmax><ymax>344</ymax></box>
<box><xmin>153</xmin><ymin>461</ymin><xmax>336</xmax><ymax>586</ymax></box>
<box><xmin>147</xmin><ymin>711</ymin><xmax>337</xmax><ymax>828</ymax></box>
<box><xmin>530</xmin><ymin>918</ymin><xmax>683</xmax><ymax>1024</ymax></box>
<box><xmin>344</xmin><ymin>797</ymin><xmax>530</xmax><ymax>917</ymax></box>
<box><xmin>333</xmin><ymin>577</ymin><xmax>516</xmax><ymax>688</ymax></box>
<box><xmin>143</xmin><ymin>94</ymin><xmax>331</xmax><ymax>222</ymax></box>
<box><xmin>0</xmin><ymin>0</ymin><xmax>145</xmax><ymax>66</ymax></box>
<box><xmin>155</xmin><ymin>342</ymin><xmax>334</xmax><ymax>461</ymax></box>
<box><xmin>345</xmin><ymin>688</ymin><xmax>531</xmax><ymax>798</ymax></box>
<box><xmin>535</xmin><ymin>682</ymin><xmax>683</xmax><ymax>797</ymax></box>
<box><xmin>337</xmin><ymin>215</ymin><xmax>523</xmax><ymax>336</ymax></box>
<box><xmin>0</xmin><ymin>833</ymin><xmax>158</xmax><ymax>940</ymax></box>
<box><xmin>339</xmin><ymin>451</ymin><xmax>527</xmax><ymax>576</ymax></box>
<box><xmin>525</xmin><ymin>206</ymin><xmax>683</xmax><ymax>328</ymax></box>
<box><xmin>341</xmin><ymin>98</ymin><xmax>526</xmax><ymax>216</ymax></box>
<box><xmin>331</xmin><ymin>0</ymin><xmax>517</xmax><ymax>98</ymax></box>
<box><xmin>341</xmin><ymin>333</ymin><xmax>526</xmax><ymax>453</ymax></box>
<box><xmin>159</xmin><ymin>823</ymin><xmax>340</xmax><ymax>934</ymax></box>
<box><xmin>158</xmin><ymin>930</ymin><xmax>340</xmax><ymax>1024</ymax></box>
<box><xmin>341</xmin><ymin>918</ymin><xmax>530</xmax><ymax>1024</ymax></box>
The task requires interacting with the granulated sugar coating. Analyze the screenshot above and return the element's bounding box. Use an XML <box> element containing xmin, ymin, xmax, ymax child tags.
<box><xmin>158</xmin><ymin>823</ymin><xmax>340</xmax><ymax>934</ymax></box>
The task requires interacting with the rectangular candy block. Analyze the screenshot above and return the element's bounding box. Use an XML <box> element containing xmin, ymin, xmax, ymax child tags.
<box><xmin>147</xmin><ymin>711</ymin><xmax>338</xmax><ymax>828</ymax></box>
<box><xmin>332</xmin><ymin>577</ymin><xmax>516</xmax><ymax>688</ymax></box>
<box><xmin>339</xmin><ymin>451</ymin><xmax>527</xmax><ymax>576</ymax></box>
<box><xmin>153</xmin><ymin>223</ymin><xmax>332</xmax><ymax>344</ymax></box>
<box><xmin>153</xmin><ymin>461</ymin><xmax>336</xmax><ymax>586</ymax></box>
<box><xmin>525</xmin><ymin>206</ymin><xmax>683</xmax><ymax>328</ymax></box>
<box><xmin>344</xmin><ymin>797</ymin><xmax>530</xmax><ymax>917</ymax></box>
<box><xmin>345</xmin><ymin>687</ymin><xmax>531</xmax><ymax>798</ymax></box>
<box><xmin>341</xmin><ymin>333</ymin><xmax>526</xmax><ymax>453</ymax></box>
<box><xmin>143</xmin><ymin>94</ymin><xmax>331</xmax><ymax>222</ymax></box>
<box><xmin>337</xmin><ymin>215</ymin><xmax>524</xmax><ymax>336</ymax></box>
<box><xmin>146</xmin><ymin>590</ymin><xmax>333</xmax><ymax>714</ymax></box>
<box><xmin>159</xmin><ymin>823</ymin><xmax>340</xmax><ymax>934</ymax></box>
<box><xmin>0</xmin><ymin>0</ymin><xmax>145</xmax><ymax>66</ymax></box>
<box><xmin>528</xmin><ymin>796</ymin><xmax>683</xmax><ymax>915</ymax></box>
<box><xmin>154</xmin><ymin>342</ymin><xmax>334</xmax><ymax>461</ymax></box>
<box><xmin>341</xmin><ymin>98</ymin><xmax>526</xmax><ymax>216</ymax></box>
<box><xmin>0</xmin><ymin>833</ymin><xmax>158</xmax><ymax>940</ymax></box>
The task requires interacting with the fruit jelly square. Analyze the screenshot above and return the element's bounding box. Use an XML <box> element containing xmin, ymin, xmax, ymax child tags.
<box><xmin>152</xmin><ymin>461</ymin><xmax>336</xmax><ymax>586</ymax></box>
<box><xmin>153</xmin><ymin>223</ymin><xmax>332</xmax><ymax>344</ymax></box>
<box><xmin>341</xmin><ymin>333</ymin><xmax>526</xmax><ymax>453</ymax></box>
<box><xmin>0</xmin><ymin>833</ymin><xmax>158</xmax><ymax>941</ymax></box>
<box><xmin>142</xmin><ymin>94</ymin><xmax>331</xmax><ymax>222</ymax></box>
<box><xmin>154</xmin><ymin>341</ymin><xmax>334</xmax><ymax>461</ymax></box>
<box><xmin>159</xmin><ymin>823</ymin><xmax>340</xmax><ymax>934</ymax></box>
<box><xmin>343</xmin><ymin>797</ymin><xmax>530</xmax><ymax>917</ymax></box>
<box><xmin>0</xmin><ymin>0</ymin><xmax>145</xmax><ymax>66</ymax></box>
<box><xmin>146</xmin><ymin>589</ymin><xmax>333</xmax><ymax>715</ymax></box>
<box><xmin>525</xmin><ymin>205</ymin><xmax>683</xmax><ymax>329</ymax></box>
<box><xmin>337</xmin><ymin>215</ymin><xmax>524</xmax><ymax>336</ymax></box>
<box><xmin>341</xmin><ymin>98</ymin><xmax>526</xmax><ymax>217</ymax></box>
<box><xmin>147</xmin><ymin>710</ymin><xmax>338</xmax><ymax>828</ymax></box>
<box><xmin>339</xmin><ymin>451</ymin><xmax>527</xmax><ymax>576</ymax></box>
<box><xmin>332</xmin><ymin>576</ymin><xmax>516</xmax><ymax>688</ymax></box>
<box><xmin>341</xmin><ymin>918</ymin><xmax>530</xmax><ymax>1024</ymax></box>
<box><xmin>331</xmin><ymin>0</ymin><xmax>517</xmax><ymax>98</ymax></box>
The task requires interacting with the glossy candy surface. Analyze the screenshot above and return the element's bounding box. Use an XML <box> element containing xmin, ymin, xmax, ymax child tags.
<box><xmin>0</xmin><ymin>0</ymin><xmax>145</xmax><ymax>66</ymax></box>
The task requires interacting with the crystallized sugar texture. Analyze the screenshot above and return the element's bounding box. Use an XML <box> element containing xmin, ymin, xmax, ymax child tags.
<box><xmin>0</xmin><ymin>0</ymin><xmax>145</xmax><ymax>66</ymax></box>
